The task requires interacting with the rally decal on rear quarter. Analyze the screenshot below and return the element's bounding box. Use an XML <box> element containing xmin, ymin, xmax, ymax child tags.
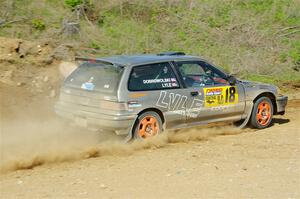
<box><xmin>204</xmin><ymin>86</ymin><xmax>238</xmax><ymax>107</ymax></box>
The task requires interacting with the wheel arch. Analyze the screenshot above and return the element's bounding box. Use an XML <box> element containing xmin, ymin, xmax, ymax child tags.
<box><xmin>253</xmin><ymin>92</ymin><xmax>277</xmax><ymax>114</ymax></box>
<box><xmin>136</xmin><ymin>107</ymin><xmax>165</xmax><ymax>125</ymax></box>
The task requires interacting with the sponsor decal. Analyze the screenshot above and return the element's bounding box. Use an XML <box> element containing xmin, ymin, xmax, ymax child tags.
<box><xmin>127</xmin><ymin>101</ymin><xmax>142</xmax><ymax>111</ymax></box>
<box><xmin>155</xmin><ymin>87</ymin><xmax>238</xmax><ymax>119</ymax></box>
<box><xmin>156</xmin><ymin>91</ymin><xmax>204</xmax><ymax>118</ymax></box>
<box><xmin>81</xmin><ymin>77</ymin><xmax>95</xmax><ymax>91</ymax></box>
<box><xmin>206</xmin><ymin>88</ymin><xmax>222</xmax><ymax>96</ymax></box>
<box><xmin>81</xmin><ymin>82</ymin><xmax>95</xmax><ymax>91</ymax></box>
<box><xmin>204</xmin><ymin>86</ymin><xmax>238</xmax><ymax>107</ymax></box>
<box><xmin>162</xmin><ymin>82</ymin><xmax>178</xmax><ymax>88</ymax></box>
<box><xmin>143</xmin><ymin>78</ymin><xmax>171</xmax><ymax>84</ymax></box>
<box><xmin>143</xmin><ymin>78</ymin><xmax>179</xmax><ymax>88</ymax></box>
<box><xmin>128</xmin><ymin>103</ymin><xmax>142</xmax><ymax>108</ymax></box>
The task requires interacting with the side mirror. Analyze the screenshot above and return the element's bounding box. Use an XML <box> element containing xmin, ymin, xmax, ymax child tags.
<box><xmin>227</xmin><ymin>75</ymin><xmax>237</xmax><ymax>85</ymax></box>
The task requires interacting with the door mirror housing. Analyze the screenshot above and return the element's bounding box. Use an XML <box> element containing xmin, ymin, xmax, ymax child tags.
<box><xmin>227</xmin><ymin>75</ymin><xmax>237</xmax><ymax>85</ymax></box>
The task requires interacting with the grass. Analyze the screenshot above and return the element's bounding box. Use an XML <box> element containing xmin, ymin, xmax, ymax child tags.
<box><xmin>246</xmin><ymin>73</ymin><xmax>300</xmax><ymax>85</ymax></box>
<box><xmin>0</xmin><ymin>0</ymin><xmax>299</xmax><ymax>84</ymax></box>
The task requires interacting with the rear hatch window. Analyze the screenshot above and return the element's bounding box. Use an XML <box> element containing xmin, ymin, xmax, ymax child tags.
<box><xmin>65</xmin><ymin>62</ymin><xmax>124</xmax><ymax>94</ymax></box>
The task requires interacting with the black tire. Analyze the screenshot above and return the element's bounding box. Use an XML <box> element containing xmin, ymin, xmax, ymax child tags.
<box><xmin>133</xmin><ymin>111</ymin><xmax>163</xmax><ymax>139</ymax></box>
<box><xmin>233</xmin><ymin>119</ymin><xmax>246</xmax><ymax>127</ymax></box>
<box><xmin>250</xmin><ymin>97</ymin><xmax>273</xmax><ymax>129</ymax></box>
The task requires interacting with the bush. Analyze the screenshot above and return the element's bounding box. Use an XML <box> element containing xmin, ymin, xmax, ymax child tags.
<box><xmin>65</xmin><ymin>0</ymin><xmax>83</xmax><ymax>8</ymax></box>
<box><xmin>31</xmin><ymin>19</ymin><xmax>46</xmax><ymax>31</ymax></box>
<box><xmin>290</xmin><ymin>41</ymin><xmax>300</xmax><ymax>71</ymax></box>
<box><xmin>89</xmin><ymin>42</ymin><xmax>100</xmax><ymax>50</ymax></box>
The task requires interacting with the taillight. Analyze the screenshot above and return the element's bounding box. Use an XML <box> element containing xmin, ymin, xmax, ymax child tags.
<box><xmin>99</xmin><ymin>100</ymin><xmax>142</xmax><ymax>111</ymax></box>
<box><xmin>99</xmin><ymin>100</ymin><xmax>128</xmax><ymax>111</ymax></box>
<box><xmin>127</xmin><ymin>101</ymin><xmax>142</xmax><ymax>108</ymax></box>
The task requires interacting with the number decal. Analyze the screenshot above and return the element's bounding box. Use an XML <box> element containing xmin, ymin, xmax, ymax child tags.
<box><xmin>225</xmin><ymin>86</ymin><xmax>236</xmax><ymax>103</ymax></box>
<box><xmin>204</xmin><ymin>86</ymin><xmax>238</xmax><ymax>107</ymax></box>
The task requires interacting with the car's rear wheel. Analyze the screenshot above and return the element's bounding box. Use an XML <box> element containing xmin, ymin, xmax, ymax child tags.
<box><xmin>250</xmin><ymin>97</ymin><xmax>273</xmax><ymax>129</ymax></box>
<box><xmin>133</xmin><ymin>111</ymin><xmax>162</xmax><ymax>139</ymax></box>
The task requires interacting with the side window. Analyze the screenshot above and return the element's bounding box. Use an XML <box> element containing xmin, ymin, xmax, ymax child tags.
<box><xmin>128</xmin><ymin>62</ymin><xmax>179</xmax><ymax>91</ymax></box>
<box><xmin>200</xmin><ymin>61</ymin><xmax>228</xmax><ymax>84</ymax></box>
<box><xmin>180</xmin><ymin>63</ymin><xmax>205</xmax><ymax>75</ymax></box>
<box><xmin>175</xmin><ymin>61</ymin><xmax>228</xmax><ymax>87</ymax></box>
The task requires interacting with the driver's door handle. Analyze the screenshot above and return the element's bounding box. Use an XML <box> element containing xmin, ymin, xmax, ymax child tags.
<box><xmin>190</xmin><ymin>91</ymin><xmax>199</xmax><ymax>97</ymax></box>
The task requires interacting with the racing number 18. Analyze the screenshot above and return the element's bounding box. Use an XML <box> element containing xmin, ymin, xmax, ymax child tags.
<box><xmin>225</xmin><ymin>86</ymin><xmax>236</xmax><ymax>103</ymax></box>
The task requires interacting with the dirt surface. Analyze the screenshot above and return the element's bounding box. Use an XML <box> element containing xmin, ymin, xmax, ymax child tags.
<box><xmin>0</xmin><ymin>101</ymin><xmax>299</xmax><ymax>198</ymax></box>
<box><xmin>0</xmin><ymin>37</ymin><xmax>300</xmax><ymax>198</ymax></box>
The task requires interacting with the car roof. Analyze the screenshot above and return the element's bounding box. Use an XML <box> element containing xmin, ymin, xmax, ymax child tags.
<box><xmin>89</xmin><ymin>54</ymin><xmax>204</xmax><ymax>67</ymax></box>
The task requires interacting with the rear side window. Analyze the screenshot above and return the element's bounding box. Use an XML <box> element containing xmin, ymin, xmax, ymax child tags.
<box><xmin>128</xmin><ymin>62</ymin><xmax>179</xmax><ymax>91</ymax></box>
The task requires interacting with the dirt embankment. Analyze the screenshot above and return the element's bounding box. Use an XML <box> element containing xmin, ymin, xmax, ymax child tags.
<box><xmin>0</xmin><ymin>37</ymin><xmax>77</xmax><ymax>120</ymax></box>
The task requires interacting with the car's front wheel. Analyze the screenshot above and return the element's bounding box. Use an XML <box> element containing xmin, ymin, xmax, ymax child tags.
<box><xmin>250</xmin><ymin>97</ymin><xmax>274</xmax><ymax>129</ymax></box>
<box><xmin>133</xmin><ymin>111</ymin><xmax>162</xmax><ymax>139</ymax></box>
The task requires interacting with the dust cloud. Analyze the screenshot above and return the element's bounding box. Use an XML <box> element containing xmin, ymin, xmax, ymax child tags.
<box><xmin>0</xmin><ymin>118</ymin><xmax>242</xmax><ymax>174</ymax></box>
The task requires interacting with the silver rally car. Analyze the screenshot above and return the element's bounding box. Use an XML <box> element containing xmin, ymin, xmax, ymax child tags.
<box><xmin>55</xmin><ymin>52</ymin><xmax>288</xmax><ymax>140</ymax></box>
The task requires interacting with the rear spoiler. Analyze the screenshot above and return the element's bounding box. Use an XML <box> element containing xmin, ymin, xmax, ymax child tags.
<box><xmin>75</xmin><ymin>57</ymin><xmax>114</xmax><ymax>66</ymax></box>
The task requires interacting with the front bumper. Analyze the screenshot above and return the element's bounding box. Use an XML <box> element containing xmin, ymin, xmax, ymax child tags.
<box><xmin>275</xmin><ymin>95</ymin><xmax>288</xmax><ymax>115</ymax></box>
<box><xmin>55</xmin><ymin>101</ymin><xmax>136</xmax><ymax>134</ymax></box>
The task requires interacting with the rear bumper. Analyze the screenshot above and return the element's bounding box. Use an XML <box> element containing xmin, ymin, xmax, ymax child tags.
<box><xmin>55</xmin><ymin>101</ymin><xmax>136</xmax><ymax>133</ymax></box>
<box><xmin>275</xmin><ymin>95</ymin><xmax>288</xmax><ymax>115</ymax></box>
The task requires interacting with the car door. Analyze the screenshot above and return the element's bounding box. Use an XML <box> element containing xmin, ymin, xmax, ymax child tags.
<box><xmin>172</xmin><ymin>60</ymin><xmax>246</xmax><ymax>125</ymax></box>
<box><xmin>126</xmin><ymin>62</ymin><xmax>188</xmax><ymax>128</ymax></box>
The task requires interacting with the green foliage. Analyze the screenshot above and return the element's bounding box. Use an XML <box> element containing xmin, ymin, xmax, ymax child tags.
<box><xmin>289</xmin><ymin>41</ymin><xmax>300</xmax><ymax>71</ymax></box>
<box><xmin>207</xmin><ymin>17</ymin><xmax>220</xmax><ymax>28</ymax></box>
<box><xmin>244</xmin><ymin>0</ymin><xmax>274</xmax><ymax>13</ymax></box>
<box><xmin>65</xmin><ymin>0</ymin><xmax>83</xmax><ymax>8</ymax></box>
<box><xmin>246</xmin><ymin>73</ymin><xmax>300</xmax><ymax>85</ymax></box>
<box><xmin>89</xmin><ymin>42</ymin><xmax>100</xmax><ymax>50</ymax></box>
<box><xmin>279</xmin><ymin>53</ymin><xmax>287</xmax><ymax>63</ymax></box>
<box><xmin>31</xmin><ymin>19</ymin><xmax>46</xmax><ymax>31</ymax></box>
<box><xmin>246</xmin><ymin>74</ymin><xmax>279</xmax><ymax>85</ymax></box>
<box><xmin>0</xmin><ymin>0</ymin><xmax>299</xmax><ymax>84</ymax></box>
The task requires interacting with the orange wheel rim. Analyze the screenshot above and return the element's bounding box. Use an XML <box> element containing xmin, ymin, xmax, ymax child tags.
<box><xmin>256</xmin><ymin>101</ymin><xmax>271</xmax><ymax>126</ymax></box>
<box><xmin>138</xmin><ymin>116</ymin><xmax>159</xmax><ymax>138</ymax></box>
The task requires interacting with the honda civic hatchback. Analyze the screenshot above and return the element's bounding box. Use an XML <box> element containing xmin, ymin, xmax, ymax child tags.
<box><xmin>55</xmin><ymin>52</ymin><xmax>288</xmax><ymax>140</ymax></box>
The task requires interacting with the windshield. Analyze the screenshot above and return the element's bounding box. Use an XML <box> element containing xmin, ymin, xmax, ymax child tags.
<box><xmin>65</xmin><ymin>62</ymin><xmax>124</xmax><ymax>94</ymax></box>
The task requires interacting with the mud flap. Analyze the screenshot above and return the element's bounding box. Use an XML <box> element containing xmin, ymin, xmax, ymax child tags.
<box><xmin>124</xmin><ymin>115</ymin><xmax>139</xmax><ymax>142</ymax></box>
<box><xmin>238</xmin><ymin>103</ymin><xmax>254</xmax><ymax>128</ymax></box>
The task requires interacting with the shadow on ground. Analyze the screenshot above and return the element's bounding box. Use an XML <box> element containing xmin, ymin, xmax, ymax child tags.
<box><xmin>272</xmin><ymin>118</ymin><xmax>290</xmax><ymax>125</ymax></box>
